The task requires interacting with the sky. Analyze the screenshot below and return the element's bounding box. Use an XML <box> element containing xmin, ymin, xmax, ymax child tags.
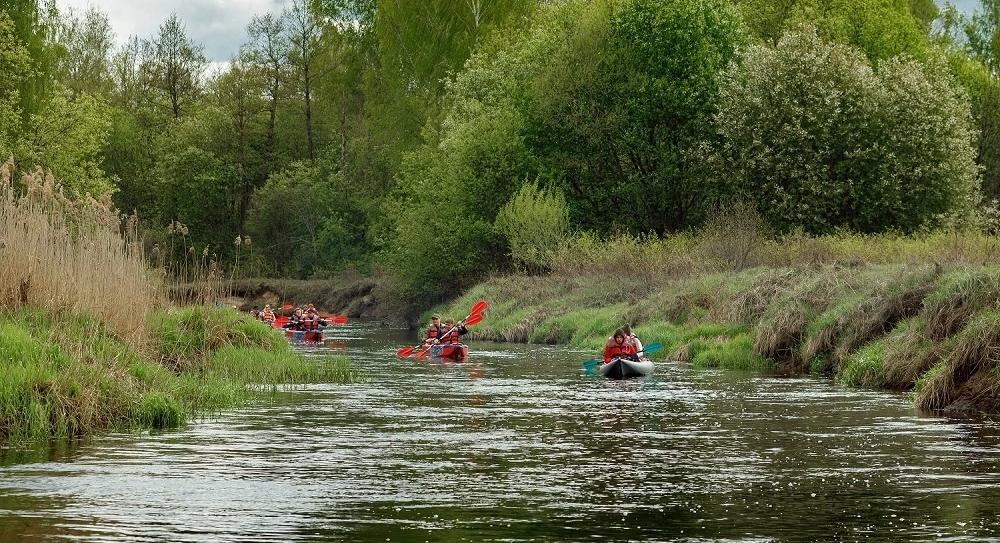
<box><xmin>55</xmin><ymin>0</ymin><xmax>290</xmax><ymax>70</ymax></box>
<box><xmin>55</xmin><ymin>0</ymin><xmax>984</xmax><ymax>67</ymax></box>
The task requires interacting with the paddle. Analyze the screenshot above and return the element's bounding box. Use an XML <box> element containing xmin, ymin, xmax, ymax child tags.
<box><xmin>414</xmin><ymin>312</ymin><xmax>486</xmax><ymax>360</ymax></box>
<box><xmin>582</xmin><ymin>342</ymin><xmax>663</xmax><ymax>374</ymax></box>
<box><xmin>321</xmin><ymin>314</ymin><xmax>350</xmax><ymax>325</ymax></box>
<box><xmin>396</xmin><ymin>300</ymin><xmax>488</xmax><ymax>358</ymax></box>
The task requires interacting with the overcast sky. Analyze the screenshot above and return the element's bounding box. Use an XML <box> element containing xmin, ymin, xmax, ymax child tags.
<box><xmin>55</xmin><ymin>0</ymin><xmax>984</xmax><ymax>66</ymax></box>
<box><xmin>55</xmin><ymin>0</ymin><xmax>289</xmax><ymax>69</ymax></box>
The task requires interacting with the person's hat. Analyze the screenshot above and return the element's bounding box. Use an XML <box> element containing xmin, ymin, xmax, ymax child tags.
<box><xmin>432</xmin><ymin>314</ymin><xmax>440</xmax><ymax>319</ymax></box>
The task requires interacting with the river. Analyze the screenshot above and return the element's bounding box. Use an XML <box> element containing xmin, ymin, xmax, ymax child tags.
<box><xmin>1</xmin><ymin>320</ymin><xmax>1000</xmax><ymax>541</ymax></box>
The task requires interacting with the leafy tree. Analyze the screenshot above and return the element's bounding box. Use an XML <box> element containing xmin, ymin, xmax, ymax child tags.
<box><xmin>55</xmin><ymin>6</ymin><xmax>114</xmax><ymax>96</ymax></box>
<box><xmin>147</xmin><ymin>14</ymin><xmax>206</xmax><ymax>119</ymax></box>
<box><xmin>286</xmin><ymin>0</ymin><xmax>324</xmax><ymax>161</ymax></box>
<box><xmin>246</xmin><ymin>161</ymin><xmax>365</xmax><ymax>276</ymax></box>
<box><xmin>245</xmin><ymin>13</ymin><xmax>290</xmax><ymax>165</ymax></box>
<box><xmin>14</xmin><ymin>88</ymin><xmax>114</xmax><ymax>195</ymax></box>
<box><xmin>714</xmin><ymin>27</ymin><xmax>979</xmax><ymax>233</ymax></box>
<box><xmin>734</xmin><ymin>0</ymin><xmax>933</xmax><ymax>62</ymax></box>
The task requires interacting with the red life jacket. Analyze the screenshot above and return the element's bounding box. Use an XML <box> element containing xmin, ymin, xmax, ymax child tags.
<box><xmin>426</xmin><ymin>324</ymin><xmax>445</xmax><ymax>340</ymax></box>
<box><xmin>603</xmin><ymin>341</ymin><xmax>636</xmax><ymax>362</ymax></box>
<box><xmin>441</xmin><ymin>326</ymin><xmax>463</xmax><ymax>345</ymax></box>
<box><xmin>303</xmin><ymin>315</ymin><xmax>320</xmax><ymax>330</ymax></box>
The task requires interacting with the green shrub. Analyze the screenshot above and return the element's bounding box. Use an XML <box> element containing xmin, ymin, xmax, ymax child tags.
<box><xmin>495</xmin><ymin>181</ymin><xmax>570</xmax><ymax>272</ymax></box>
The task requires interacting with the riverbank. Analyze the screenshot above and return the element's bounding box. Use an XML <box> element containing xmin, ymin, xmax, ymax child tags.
<box><xmin>438</xmin><ymin>259</ymin><xmax>1000</xmax><ymax>415</ymax></box>
<box><xmin>168</xmin><ymin>272</ymin><xmax>390</xmax><ymax>319</ymax></box>
<box><xmin>0</xmin><ymin>305</ymin><xmax>356</xmax><ymax>443</ymax></box>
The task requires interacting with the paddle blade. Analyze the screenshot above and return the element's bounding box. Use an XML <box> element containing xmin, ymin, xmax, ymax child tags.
<box><xmin>331</xmin><ymin>315</ymin><xmax>349</xmax><ymax>325</ymax></box>
<box><xmin>582</xmin><ymin>359</ymin><xmax>602</xmax><ymax>375</ymax></box>
<box><xmin>471</xmin><ymin>299</ymin><xmax>489</xmax><ymax>316</ymax></box>
<box><xmin>397</xmin><ymin>346</ymin><xmax>415</xmax><ymax>358</ymax></box>
<box><xmin>282</xmin><ymin>303</ymin><xmax>293</xmax><ymax>311</ymax></box>
<box><xmin>415</xmin><ymin>346</ymin><xmax>430</xmax><ymax>359</ymax></box>
<box><xmin>464</xmin><ymin>313</ymin><xmax>484</xmax><ymax>326</ymax></box>
<box><xmin>642</xmin><ymin>342</ymin><xmax>663</xmax><ymax>355</ymax></box>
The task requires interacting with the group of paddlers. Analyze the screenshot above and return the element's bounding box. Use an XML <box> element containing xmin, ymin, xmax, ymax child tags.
<box><xmin>423</xmin><ymin>314</ymin><xmax>469</xmax><ymax>346</ymax></box>
<box><xmin>603</xmin><ymin>325</ymin><xmax>645</xmax><ymax>363</ymax></box>
<box><xmin>250</xmin><ymin>303</ymin><xmax>328</xmax><ymax>331</ymax></box>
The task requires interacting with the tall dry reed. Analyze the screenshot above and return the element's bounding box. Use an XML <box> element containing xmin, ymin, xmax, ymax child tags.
<box><xmin>0</xmin><ymin>159</ymin><xmax>160</xmax><ymax>346</ymax></box>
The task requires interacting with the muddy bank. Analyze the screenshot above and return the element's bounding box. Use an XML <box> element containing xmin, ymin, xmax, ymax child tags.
<box><xmin>170</xmin><ymin>272</ymin><xmax>393</xmax><ymax>320</ymax></box>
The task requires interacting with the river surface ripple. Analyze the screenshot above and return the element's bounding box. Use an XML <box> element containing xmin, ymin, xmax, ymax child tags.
<box><xmin>2</xmin><ymin>321</ymin><xmax>1000</xmax><ymax>542</ymax></box>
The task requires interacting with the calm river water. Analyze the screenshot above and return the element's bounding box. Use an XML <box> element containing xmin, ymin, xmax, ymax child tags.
<box><xmin>2</xmin><ymin>321</ymin><xmax>1000</xmax><ymax>541</ymax></box>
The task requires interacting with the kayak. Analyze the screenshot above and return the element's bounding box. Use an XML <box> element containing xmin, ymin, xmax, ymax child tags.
<box><xmin>429</xmin><ymin>343</ymin><xmax>469</xmax><ymax>361</ymax></box>
<box><xmin>599</xmin><ymin>358</ymin><xmax>654</xmax><ymax>379</ymax></box>
<box><xmin>285</xmin><ymin>329</ymin><xmax>325</xmax><ymax>343</ymax></box>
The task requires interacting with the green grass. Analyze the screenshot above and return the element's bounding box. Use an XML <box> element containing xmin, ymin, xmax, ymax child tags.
<box><xmin>690</xmin><ymin>334</ymin><xmax>775</xmax><ymax>372</ymax></box>
<box><xmin>0</xmin><ymin>306</ymin><xmax>357</xmax><ymax>443</ymax></box>
<box><xmin>838</xmin><ymin>341</ymin><xmax>887</xmax><ymax>388</ymax></box>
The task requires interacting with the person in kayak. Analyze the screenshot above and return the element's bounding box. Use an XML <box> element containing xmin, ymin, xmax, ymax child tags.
<box><xmin>249</xmin><ymin>306</ymin><xmax>260</xmax><ymax>320</ymax></box>
<box><xmin>261</xmin><ymin>304</ymin><xmax>276</xmax><ymax>325</ymax></box>
<box><xmin>623</xmin><ymin>324</ymin><xmax>644</xmax><ymax>357</ymax></box>
<box><xmin>439</xmin><ymin>317</ymin><xmax>469</xmax><ymax>345</ymax></box>
<box><xmin>603</xmin><ymin>328</ymin><xmax>638</xmax><ymax>363</ymax></box>
<box><xmin>425</xmin><ymin>314</ymin><xmax>446</xmax><ymax>344</ymax></box>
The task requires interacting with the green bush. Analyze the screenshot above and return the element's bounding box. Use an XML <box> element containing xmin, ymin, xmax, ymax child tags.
<box><xmin>495</xmin><ymin>182</ymin><xmax>571</xmax><ymax>272</ymax></box>
<box><xmin>715</xmin><ymin>26</ymin><xmax>979</xmax><ymax>234</ymax></box>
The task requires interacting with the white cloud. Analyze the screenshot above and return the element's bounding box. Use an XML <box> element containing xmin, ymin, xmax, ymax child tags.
<box><xmin>56</xmin><ymin>0</ymin><xmax>289</xmax><ymax>62</ymax></box>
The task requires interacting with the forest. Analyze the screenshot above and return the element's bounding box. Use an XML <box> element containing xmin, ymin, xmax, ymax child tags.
<box><xmin>2</xmin><ymin>0</ymin><xmax>1000</xmax><ymax>310</ymax></box>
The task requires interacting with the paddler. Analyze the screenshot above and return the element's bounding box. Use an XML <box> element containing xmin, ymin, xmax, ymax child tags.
<box><xmin>439</xmin><ymin>317</ymin><xmax>469</xmax><ymax>345</ymax></box>
<box><xmin>261</xmin><ymin>304</ymin><xmax>276</xmax><ymax>325</ymax></box>
<box><xmin>603</xmin><ymin>328</ymin><xmax>638</xmax><ymax>363</ymax></box>
<box><xmin>623</xmin><ymin>324</ymin><xmax>644</xmax><ymax>358</ymax></box>
<box><xmin>425</xmin><ymin>314</ymin><xmax>446</xmax><ymax>344</ymax></box>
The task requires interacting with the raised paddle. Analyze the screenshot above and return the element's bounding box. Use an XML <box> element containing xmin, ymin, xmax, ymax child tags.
<box><xmin>397</xmin><ymin>300</ymin><xmax>488</xmax><ymax>358</ymax></box>
<box><xmin>321</xmin><ymin>314</ymin><xmax>350</xmax><ymax>325</ymax></box>
<box><xmin>582</xmin><ymin>342</ymin><xmax>663</xmax><ymax>374</ymax></box>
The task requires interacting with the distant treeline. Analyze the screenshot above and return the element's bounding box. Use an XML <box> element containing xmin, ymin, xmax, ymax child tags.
<box><xmin>2</xmin><ymin>0</ymin><xmax>1000</xmax><ymax>306</ymax></box>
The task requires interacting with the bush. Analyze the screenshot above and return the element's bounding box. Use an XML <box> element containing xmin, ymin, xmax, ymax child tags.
<box><xmin>495</xmin><ymin>181</ymin><xmax>570</xmax><ymax>272</ymax></box>
<box><xmin>715</xmin><ymin>26</ymin><xmax>980</xmax><ymax>234</ymax></box>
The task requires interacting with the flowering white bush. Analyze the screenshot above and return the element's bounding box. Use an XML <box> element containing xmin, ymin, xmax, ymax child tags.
<box><xmin>715</xmin><ymin>26</ymin><xmax>980</xmax><ymax>234</ymax></box>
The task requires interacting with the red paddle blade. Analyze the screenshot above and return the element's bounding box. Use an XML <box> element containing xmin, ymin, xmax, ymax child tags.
<box><xmin>471</xmin><ymin>299</ymin><xmax>489</xmax><ymax>316</ymax></box>
<box><xmin>415</xmin><ymin>346</ymin><xmax>430</xmax><ymax>359</ymax></box>
<box><xmin>282</xmin><ymin>303</ymin><xmax>293</xmax><ymax>311</ymax></box>
<box><xmin>331</xmin><ymin>315</ymin><xmax>349</xmax><ymax>325</ymax></box>
<box><xmin>465</xmin><ymin>313</ymin><xmax>484</xmax><ymax>326</ymax></box>
<box><xmin>397</xmin><ymin>346</ymin><xmax>415</xmax><ymax>358</ymax></box>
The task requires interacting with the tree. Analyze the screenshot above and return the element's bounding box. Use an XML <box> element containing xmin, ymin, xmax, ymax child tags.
<box><xmin>55</xmin><ymin>6</ymin><xmax>114</xmax><ymax>96</ymax></box>
<box><xmin>286</xmin><ymin>0</ymin><xmax>324</xmax><ymax>161</ymax></box>
<box><xmin>734</xmin><ymin>0</ymin><xmax>933</xmax><ymax>62</ymax></box>
<box><xmin>212</xmin><ymin>52</ymin><xmax>268</xmax><ymax>233</ymax></box>
<box><xmin>714</xmin><ymin>27</ymin><xmax>979</xmax><ymax>233</ymax></box>
<box><xmin>245</xmin><ymin>13</ymin><xmax>290</xmax><ymax>165</ymax></box>
<box><xmin>148</xmin><ymin>13</ymin><xmax>206</xmax><ymax>119</ymax></box>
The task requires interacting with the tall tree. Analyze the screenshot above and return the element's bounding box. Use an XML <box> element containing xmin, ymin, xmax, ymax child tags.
<box><xmin>55</xmin><ymin>6</ymin><xmax>114</xmax><ymax>96</ymax></box>
<box><xmin>286</xmin><ymin>0</ymin><xmax>324</xmax><ymax>161</ymax></box>
<box><xmin>148</xmin><ymin>13</ymin><xmax>206</xmax><ymax>119</ymax></box>
<box><xmin>2</xmin><ymin>0</ymin><xmax>59</xmax><ymax>119</ymax></box>
<box><xmin>213</xmin><ymin>51</ymin><xmax>267</xmax><ymax>233</ymax></box>
<box><xmin>245</xmin><ymin>13</ymin><xmax>290</xmax><ymax>165</ymax></box>
<box><xmin>967</xmin><ymin>0</ymin><xmax>1000</xmax><ymax>74</ymax></box>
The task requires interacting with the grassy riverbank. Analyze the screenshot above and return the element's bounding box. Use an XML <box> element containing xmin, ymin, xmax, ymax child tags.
<box><xmin>0</xmin><ymin>306</ymin><xmax>355</xmax><ymax>442</ymax></box>
<box><xmin>437</xmin><ymin>231</ymin><xmax>1000</xmax><ymax>415</ymax></box>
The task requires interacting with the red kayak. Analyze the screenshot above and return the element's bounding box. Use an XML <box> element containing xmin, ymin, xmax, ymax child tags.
<box><xmin>428</xmin><ymin>344</ymin><xmax>469</xmax><ymax>361</ymax></box>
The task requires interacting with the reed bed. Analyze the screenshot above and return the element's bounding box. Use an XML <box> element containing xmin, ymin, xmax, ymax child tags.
<box><xmin>0</xmin><ymin>160</ymin><xmax>158</xmax><ymax>347</ymax></box>
<box><xmin>0</xmin><ymin>161</ymin><xmax>358</xmax><ymax>442</ymax></box>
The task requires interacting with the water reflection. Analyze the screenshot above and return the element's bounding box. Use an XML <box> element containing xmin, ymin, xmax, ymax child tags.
<box><xmin>0</xmin><ymin>321</ymin><xmax>999</xmax><ymax>541</ymax></box>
